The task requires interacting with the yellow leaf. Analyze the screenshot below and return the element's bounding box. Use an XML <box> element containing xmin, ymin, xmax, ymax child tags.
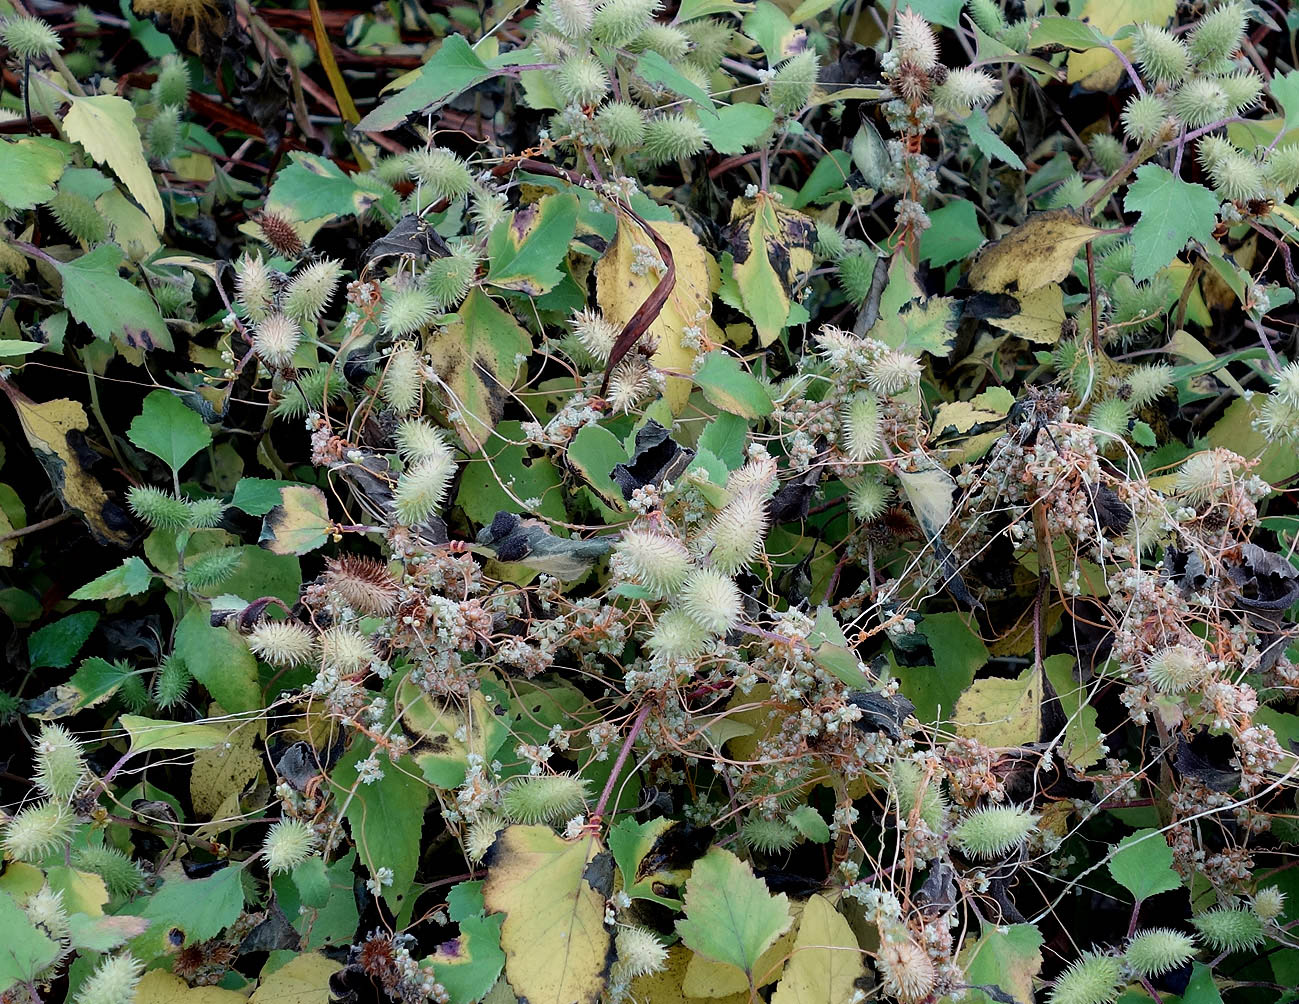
<box><xmin>1066</xmin><ymin>0</ymin><xmax>1175</xmax><ymax>86</ymax></box>
<box><xmin>47</xmin><ymin>866</ymin><xmax>107</xmax><ymax>916</ymax></box>
<box><xmin>968</xmin><ymin>211</ymin><xmax>1105</xmax><ymax>294</ymax></box>
<box><xmin>985</xmin><ymin>283</ymin><xmax>1066</xmax><ymax>344</ymax></box>
<box><xmin>62</xmin><ymin>96</ymin><xmax>164</xmax><ymax>232</ymax></box>
<box><xmin>628</xmin><ymin>947</ymin><xmax>750</xmax><ymax>1004</ymax></box>
<box><xmin>931</xmin><ymin>388</ymin><xmax>1015</xmax><ymax>438</ymax></box>
<box><xmin>136</xmin><ymin>969</ymin><xmax>249</xmax><ymax>1004</ymax></box>
<box><xmin>482</xmin><ymin>825</ymin><xmax>613</xmax><ymax>1004</ymax></box>
<box><xmin>96</xmin><ymin>187</ymin><xmax>162</xmax><ymax>260</ymax></box>
<box><xmin>682</xmin><ymin>900</ymin><xmax>802</xmax><ymax>996</ymax></box>
<box><xmin>2</xmin><ymin>384</ymin><xmax>131</xmax><ymax>546</ymax></box>
<box><xmin>725</xmin><ymin>194</ymin><xmax>816</xmax><ymax>347</ymax></box>
<box><xmin>249</xmin><ymin>954</ymin><xmax>342</xmax><ymax>1004</ymax></box>
<box><xmin>952</xmin><ymin>666</ymin><xmax>1041</xmax><ymax>748</ymax></box>
<box><xmin>770</xmin><ymin>895</ymin><xmax>866</xmax><ymax>1004</ymax></box>
<box><xmin>595</xmin><ymin>218</ymin><xmax>715</xmax><ymax>413</ymax></box>
<box><xmin>190</xmin><ymin>706</ymin><xmax>266</xmax><ymax>819</ymax></box>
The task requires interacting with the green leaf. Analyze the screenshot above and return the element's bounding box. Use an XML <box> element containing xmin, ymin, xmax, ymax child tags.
<box><xmin>0</xmin><ymin>341</ymin><xmax>46</xmax><ymax>359</ymax></box>
<box><xmin>292</xmin><ymin>857</ymin><xmax>332</xmax><ymax>910</ymax></box>
<box><xmin>358</xmin><ymin>36</ymin><xmax>493</xmax><ymax>131</ymax></box>
<box><xmin>127</xmin><ymin>390</ymin><xmax>212</xmax><ymax>475</ymax></box>
<box><xmin>873</xmin><ymin>295</ymin><xmax>961</xmax><ymax>357</ymax></box>
<box><xmin>448</xmin><ymin>880</ymin><xmax>487</xmax><ymax>922</ymax></box>
<box><xmin>1029</xmin><ymin>15</ymin><xmax>1110</xmax><ymax>49</ymax></box>
<box><xmin>1108</xmin><ymin>829</ymin><xmax>1181</xmax><ymax>902</ymax></box>
<box><xmin>28</xmin><ymin>611</ymin><xmax>99</xmax><ymax>669</ymax></box>
<box><xmin>1180</xmin><ymin>962</ymin><xmax>1226</xmax><ymax>1004</ymax></box>
<box><xmin>794</xmin><ymin>151</ymin><xmax>853</xmax><ymax>208</ymax></box>
<box><xmin>486</xmin><ymin>193</ymin><xmax>579</xmax><ymax>296</ymax></box>
<box><xmin>1123</xmin><ymin>165</ymin><xmax>1219</xmax><ymax>283</ymax></box>
<box><xmin>138</xmin><ymin>864</ymin><xmax>245</xmax><ymax>945</ymax></box>
<box><xmin>266</xmin><ymin>152</ymin><xmax>398</xmax><ymax>223</ymax></box>
<box><xmin>120</xmin><ymin>714</ymin><xmax>229</xmax><ymax>753</ymax></box>
<box><xmin>69</xmin><ymin>558</ymin><xmax>152</xmax><ymax>601</ymax></box>
<box><xmin>330</xmin><ymin>744</ymin><xmax>430</xmax><ymax>910</ymax></box>
<box><xmin>0</xmin><ymin>891</ymin><xmax>59</xmax><ymax>993</ymax></box>
<box><xmin>963</xmin><ymin>109</ymin><xmax>1025</xmax><ymax>169</ymax></box>
<box><xmin>481</xmin><ymin>825</ymin><xmax>612</xmax><ymax>1004</ymax></box>
<box><xmin>743</xmin><ymin>1</ymin><xmax>800</xmax><ymax>62</ymax></box>
<box><xmin>231</xmin><ymin>478</ymin><xmax>299</xmax><ymax>516</ymax></box>
<box><xmin>260</xmin><ymin>485</ymin><xmax>332</xmax><ymax>556</ymax></box>
<box><xmin>54</xmin><ymin>244</ymin><xmax>173</xmax><ymax>351</ymax></box>
<box><xmin>891</xmin><ymin>610</ymin><xmax>989</xmax><ymax>725</ymax></box>
<box><xmin>636</xmin><ymin>51</ymin><xmax>715</xmax><ymax>112</ymax></box>
<box><xmin>1272</xmin><ymin>70</ymin><xmax>1299</xmax><ymax>132</ymax></box>
<box><xmin>174</xmin><ymin>603</ymin><xmax>261</xmax><ymax>713</ymax></box>
<box><xmin>62</xmin><ymin>95</ymin><xmax>164</xmax><ymax>231</ymax></box>
<box><xmin>0</xmin><ymin>137</ymin><xmax>68</xmax><ymax>210</ymax></box>
<box><xmin>919</xmin><ymin>199</ymin><xmax>984</xmax><ymax>267</ymax></box>
<box><xmin>694</xmin><ymin>352</ymin><xmax>775</xmax><ymax>419</ymax></box>
<box><xmin>1042</xmin><ymin>653</ymin><xmax>1106</xmax><ymax>770</ymax></box>
<box><xmin>786</xmin><ymin>805</ymin><xmax>831</xmax><ymax>843</ymax></box>
<box><xmin>456</xmin><ymin>421</ymin><xmax>566</xmax><ymax>526</ymax></box>
<box><xmin>609</xmin><ymin>816</ymin><xmax>681</xmax><ymax>907</ymax></box>
<box><xmin>698</xmin><ymin>412</ymin><xmax>749</xmax><ymax>469</ymax></box>
<box><xmin>676</xmin><ymin>848</ymin><xmax>793</xmax><ymax>983</ymax></box>
<box><xmin>960</xmin><ymin>923</ymin><xmax>1044</xmax><ymax>1004</ymax></box>
<box><xmin>730</xmin><ymin>194</ymin><xmax>815</xmax><ymax>347</ymax></box>
<box><xmin>698</xmin><ymin>103</ymin><xmax>776</xmax><ymax>155</ymax></box>
<box><xmin>430</xmin><ymin>914</ymin><xmax>506</xmax><ymax>1004</ymax></box>
<box><xmin>426</xmin><ymin>289</ymin><xmax>532</xmax><ymax>452</ymax></box>
<box><xmin>566</xmin><ymin>424</ymin><xmax>629</xmax><ymax>511</ymax></box>
<box><xmin>65</xmin><ymin>657</ymin><xmax>137</xmax><ymax>711</ymax></box>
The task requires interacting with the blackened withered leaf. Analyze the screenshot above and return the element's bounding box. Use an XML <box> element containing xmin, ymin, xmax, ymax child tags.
<box><xmin>847</xmin><ymin>690</ymin><xmax>915</xmax><ymax>740</ymax></box>
<box><xmin>363</xmin><ymin>215</ymin><xmax>453</xmax><ymax>266</ymax></box>
<box><xmin>611</xmin><ymin>421</ymin><xmax>694</xmax><ymax>500</ymax></box>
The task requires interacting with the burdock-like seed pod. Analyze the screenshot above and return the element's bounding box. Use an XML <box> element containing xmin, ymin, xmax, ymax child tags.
<box><xmin>256</xmin><ymin>210</ymin><xmax>304</xmax><ymax>258</ymax></box>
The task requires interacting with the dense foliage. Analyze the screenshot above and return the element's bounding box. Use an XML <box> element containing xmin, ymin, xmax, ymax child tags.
<box><xmin>2</xmin><ymin>0</ymin><xmax>1299</xmax><ymax>1003</ymax></box>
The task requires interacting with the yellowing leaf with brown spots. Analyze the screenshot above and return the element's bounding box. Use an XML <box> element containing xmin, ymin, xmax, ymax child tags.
<box><xmin>595</xmin><ymin>218</ymin><xmax>717</xmax><ymax>413</ymax></box>
<box><xmin>249</xmin><ymin>953</ymin><xmax>342</xmax><ymax>1004</ymax></box>
<box><xmin>952</xmin><ymin>666</ymin><xmax>1041</xmax><ymax>748</ymax></box>
<box><xmin>628</xmin><ymin>946</ymin><xmax>750</xmax><ymax>1004</ymax></box>
<box><xmin>189</xmin><ymin>705</ymin><xmax>266</xmax><ymax>818</ymax></box>
<box><xmin>260</xmin><ymin>485</ymin><xmax>331</xmax><ymax>556</ymax></box>
<box><xmin>135</xmin><ymin>969</ymin><xmax>248</xmax><ymax>1004</ymax></box>
<box><xmin>770</xmin><ymin>895</ymin><xmax>866</xmax><ymax>1004</ymax></box>
<box><xmin>986</xmin><ymin>283</ymin><xmax>1067</xmax><ymax>343</ymax></box>
<box><xmin>482</xmin><ymin>825</ymin><xmax>613</xmax><ymax>1004</ymax></box>
<box><xmin>968</xmin><ymin>211</ymin><xmax>1105</xmax><ymax>294</ymax></box>
<box><xmin>1</xmin><ymin>383</ymin><xmax>131</xmax><ymax>546</ymax></box>
<box><xmin>724</xmin><ymin>193</ymin><xmax>816</xmax><ymax>347</ymax></box>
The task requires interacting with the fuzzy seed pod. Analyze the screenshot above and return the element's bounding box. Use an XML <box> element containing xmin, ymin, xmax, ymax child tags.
<box><xmin>951</xmin><ymin>804</ymin><xmax>1038</xmax><ymax>858</ymax></box>
<box><xmin>152</xmin><ymin>53</ymin><xmax>191</xmax><ymax>108</ymax></box>
<box><xmin>767</xmin><ymin>49</ymin><xmax>818</xmax><ymax>115</ymax></box>
<box><xmin>252</xmin><ymin>312</ymin><xmax>302</xmax><ymax>368</ymax></box>
<box><xmin>1124</xmin><ymin>929</ymin><xmax>1197</xmax><ymax>977</ymax></box>
<box><xmin>405</xmin><ymin>148</ymin><xmax>473</xmax><ymax>202</ymax></box>
<box><xmin>1124</xmin><ymin>363</ymin><xmax>1174</xmax><ymax>407</ymax></box>
<box><xmin>1191</xmin><ymin>906</ymin><xmax>1265</xmax><ymax>952</ymax></box>
<box><xmin>877</xmin><ymin>937</ymin><xmax>937</xmax><ymax>1003</ymax></box>
<box><xmin>1046</xmin><ymin>174</ymin><xmax>1087</xmax><ymax>211</ymax></box>
<box><xmin>1265</xmin><ymin>144</ymin><xmax>1299</xmax><ymax>198</ymax></box>
<box><xmin>1144</xmin><ymin>644</ymin><xmax>1207</xmax><ymax>694</ymax></box>
<box><xmin>740</xmin><ymin>816</ymin><xmax>798</xmax><ymax>854</ymax></box>
<box><xmin>257</xmin><ymin>211</ymin><xmax>305</xmax><ymax>258</ymax></box>
<box><xmin>272</xmin><ymin>367</ymin><xmax>342</xmax><ymax>421</ymax></box>
<box><xmin>679</xmin><ymin>567</ymin><xmax>743</xmax><ymax>634</ymax></box>
<box><xmin>72</xmin><ymin>953</ymin><xmax>144</xmax><ymax>1004</ymax></box>
<box><xmin>73</xmin><ymin>845</ymin><xmax>144</xmax><ymax>897</ymax></box>
<box><xmin>1</xmin><ymin>15</ymin><xmax>61</xmax><ymax>60</ymax></box>
<box><xmin>642</xmin><ymin>114</ymin><xmax>708</xmax><ymax>164</ymax></box>
<box><xmin>424</xmin><ymin>246</ymin><xmax>478</xmax><ymax>309</ymax></box>
<box><xmin>25</xmin><ymin>885</ymin><xmax>69</xmax><ymax>942</ymax></box>
<box><xmin>1272</xmin><ymin>362</ymin><xmax>1299</xmax><ymax>408</ymax></box>
<box><xmin>1131</xmin><ymin>24</ymin><xmax>1190</xmax><ymax>85</ymax></box>
<box><xmin>1175</xmin><ymin>449</ymin><xmax>1237</xmax><ymax>503</ymax></box>
<box><xmin>152</xmin><ymin>655</ymin><xmax>192</xmax><ymax>710</ymax></box>
<box><xmin>705</xmin><ymin>490</ymin><xmax>768</xmax><ymax>573</ymax></box>
<box><xmin>967</xmin><ymin>0</ymin><xmax>1007</xmax><ymax>37</ymax></box>
<box><xmin>556</xmin><ymin>53</ymin><xmax>609</xmax><ymax>107</ymax></box>
<box><xmin>320</xmin><ymin>626</ymin><xmax>377</xmax><ymax>673</ymax></box>
<box><xmin>814</xmin><ymin>220</ymin><xmax>847</xmax><ymax>260</ymax></box>
<box><xmin>890</xmin><ymin>758</ymin><xmax>947</xmax><ymax>830</ymax></box>
<box><xmin>235</xmin><ymin>252</ymin><xmax>276</xmax><ymax>322</ymax></box>
<box><xmin>1046</xmin><ymin>951</ymin><xmax>1123</xmax><ymax>1004</ymax></box>
<box><xmin>1220</xmin><ymin>69</ymin><xmax>1263</xmax><ymax>113</ymax></box>
<box><xmin>323</xmin><ymin>555</ymin><xmax>400</xmax><ymax>614</ymax></box>
<box><xmin>932</xmin><ymin>67</ymin><xmax>1000</xmax><ymax>114</ymax></box>
<box><xmin>184</xmin><ymin>548</ymin><xmax>242</xmax><ymax>590</ymax></box>
<box><xmin>595</xmin><ymin>102</ymin><xmax>646</xmax><ymax>150</ymax></box>
<box><xmin>607</xmin><ymin>356</ymin><xmax>655</xmax><ymax>414</ymax></box>
<box><xmin>1188</xmin><ymin>1</ymin><xmax>1245</xmax><ymax>68</ymax></box>
<box><xmin>393</xmin><ymin>453</ymin><xmax>457</xmax><ymax>524</ymax></box>
<box><xmin>633</xmin><ymin>23</ymin><xmax>691</xmax><ymax>60</ymax></box>
<box><xmin>283</xmin><ymin>259</ymin><xmax>343</xmax><ymax>324</ymax></box>
<box><xmin>381</xmin><ymin>343</ymin><xmax>423</xmax><ymax>414</ymax></box>
<box><xmin>1199</xmin><ymin>137</ymin><xmax>1266</xmax><ymax>201</ymax></box>
<box><xmin>841</xmin><ymin>393</ymin><xmax>883</xmax><ymax>462</ymax></box>
<box><xmin>1000</xmin><ymin>17</ymin><xmax>1030</xmax><ymax>50</ymax></box>
<box><xmin>541</xmin><ymin>0</ymin><xmax>595</xmax><ymax>37</ymax></box>
<box><xmin>381</xmin><ymin>285</ymin><xmax>437</xmax><ymax>338</ymax></box>
<box><xmin>725</xmin><ymin>457</ymin><xmax>778</xmax><ymax>498</ymax></box>
<box><xmin>837</xmin><ymin>251</ymin><xmax>876</xmax><ymax>302</ymax></box>
<box><xmin>614</xmin><ymin>926</ymin><xmax>669</xmax><ymax>979</ymax></box>
<box><xmin>617</xmin><ymin>529</ymin><xmax>692</xmax><ymax>596</ymax></box>
<box><xmin>1089</xmin><ymin>134</ymin><xmax>1125</xmax><ymax>174</ymax></box>
<box><xmin>569</xmin><ymin>307</ymin><xmax>620</xmax><ymax>363</ymax></box>
<box><xmin>1088</xmin><ymin>398</ymin><xmax>1133</xmax><ymax>439</ymax></box>
<box><xmin>850</xmin><ymin>478</ymin><xmax>893</xmax><ymax>521</ymax></box>
<box><xmin>466</xmin><ymin>814</ymin><xmax>503</xmax><ymax>862</ymax></box>
<box><xmin>866</xmin><ymin>347</ymin><xmax>922</xmax><ymax>395</ymax></box>
<box><xmin>2</xmin><ymin>800</ymin><xmax>75</xmax><ymax>862</ymax></box>
<box><xmin>264</xmin><ymin>818</ymin><xmax>318</xmax><ymax>874</ymax></box>
<box><xmin>894</xmin><ymin>9</ymin><xmax>939</xmax><ymax>71</ymax></box>
<box><xmin>1121</xmin><ymin>93</ymin><xmax>1173</xmax><ymax>144</ymax></box>
<box><xmin>247</xmin><ymin>620</ymin><xmax>317</xmax><ymax>667</ymax></box>
<box><xmin>683</xmin><ymin>18</ymin><xmax>732</xmax><ymax>70</ymax></box>
<box><xmin>646</xmin><ymin>608</ymin><xmax>711</xmax><ymax>660</ymax></box>
<box><xmin>395</xmin><ymin>418</ymin><xmax>451</xmax><ymax>462</ymax></box>
<box><xmin>127</xmin><ymin>485</ymin><xmax>194</xmax><ymax>531</ymax></box>
<box><xmin>33</xmin><ymin>724</ymin><xmax>86</xmax><ymax>801</ymax></box>
<box><xmin>592</xmin><ymin>0</ymin><xmax>660</xmax><ymax>47</ymax></box>
<box><xmin>502</xmin><ymin>774</ymin><xmax>590</xmax><ymax>824</ymax></box>
<box><xmin>48</xmin><ymin>191</ymin><xmax>106</xmax><ymax>244</ymax></box>
<box><xmin>1253</xmin><ymin>885</ymin><xmax>1286</xmax><ymax>920</ymax></box>
<box><xmin>1170</xmin><ymin>78</ymin><xmax>1228</xmax><ymax>128</ymax></box>
<box><xmin>147</xmin><ymin>104</ymin><xmax>181</xmax><ymax>160</ymax></box>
